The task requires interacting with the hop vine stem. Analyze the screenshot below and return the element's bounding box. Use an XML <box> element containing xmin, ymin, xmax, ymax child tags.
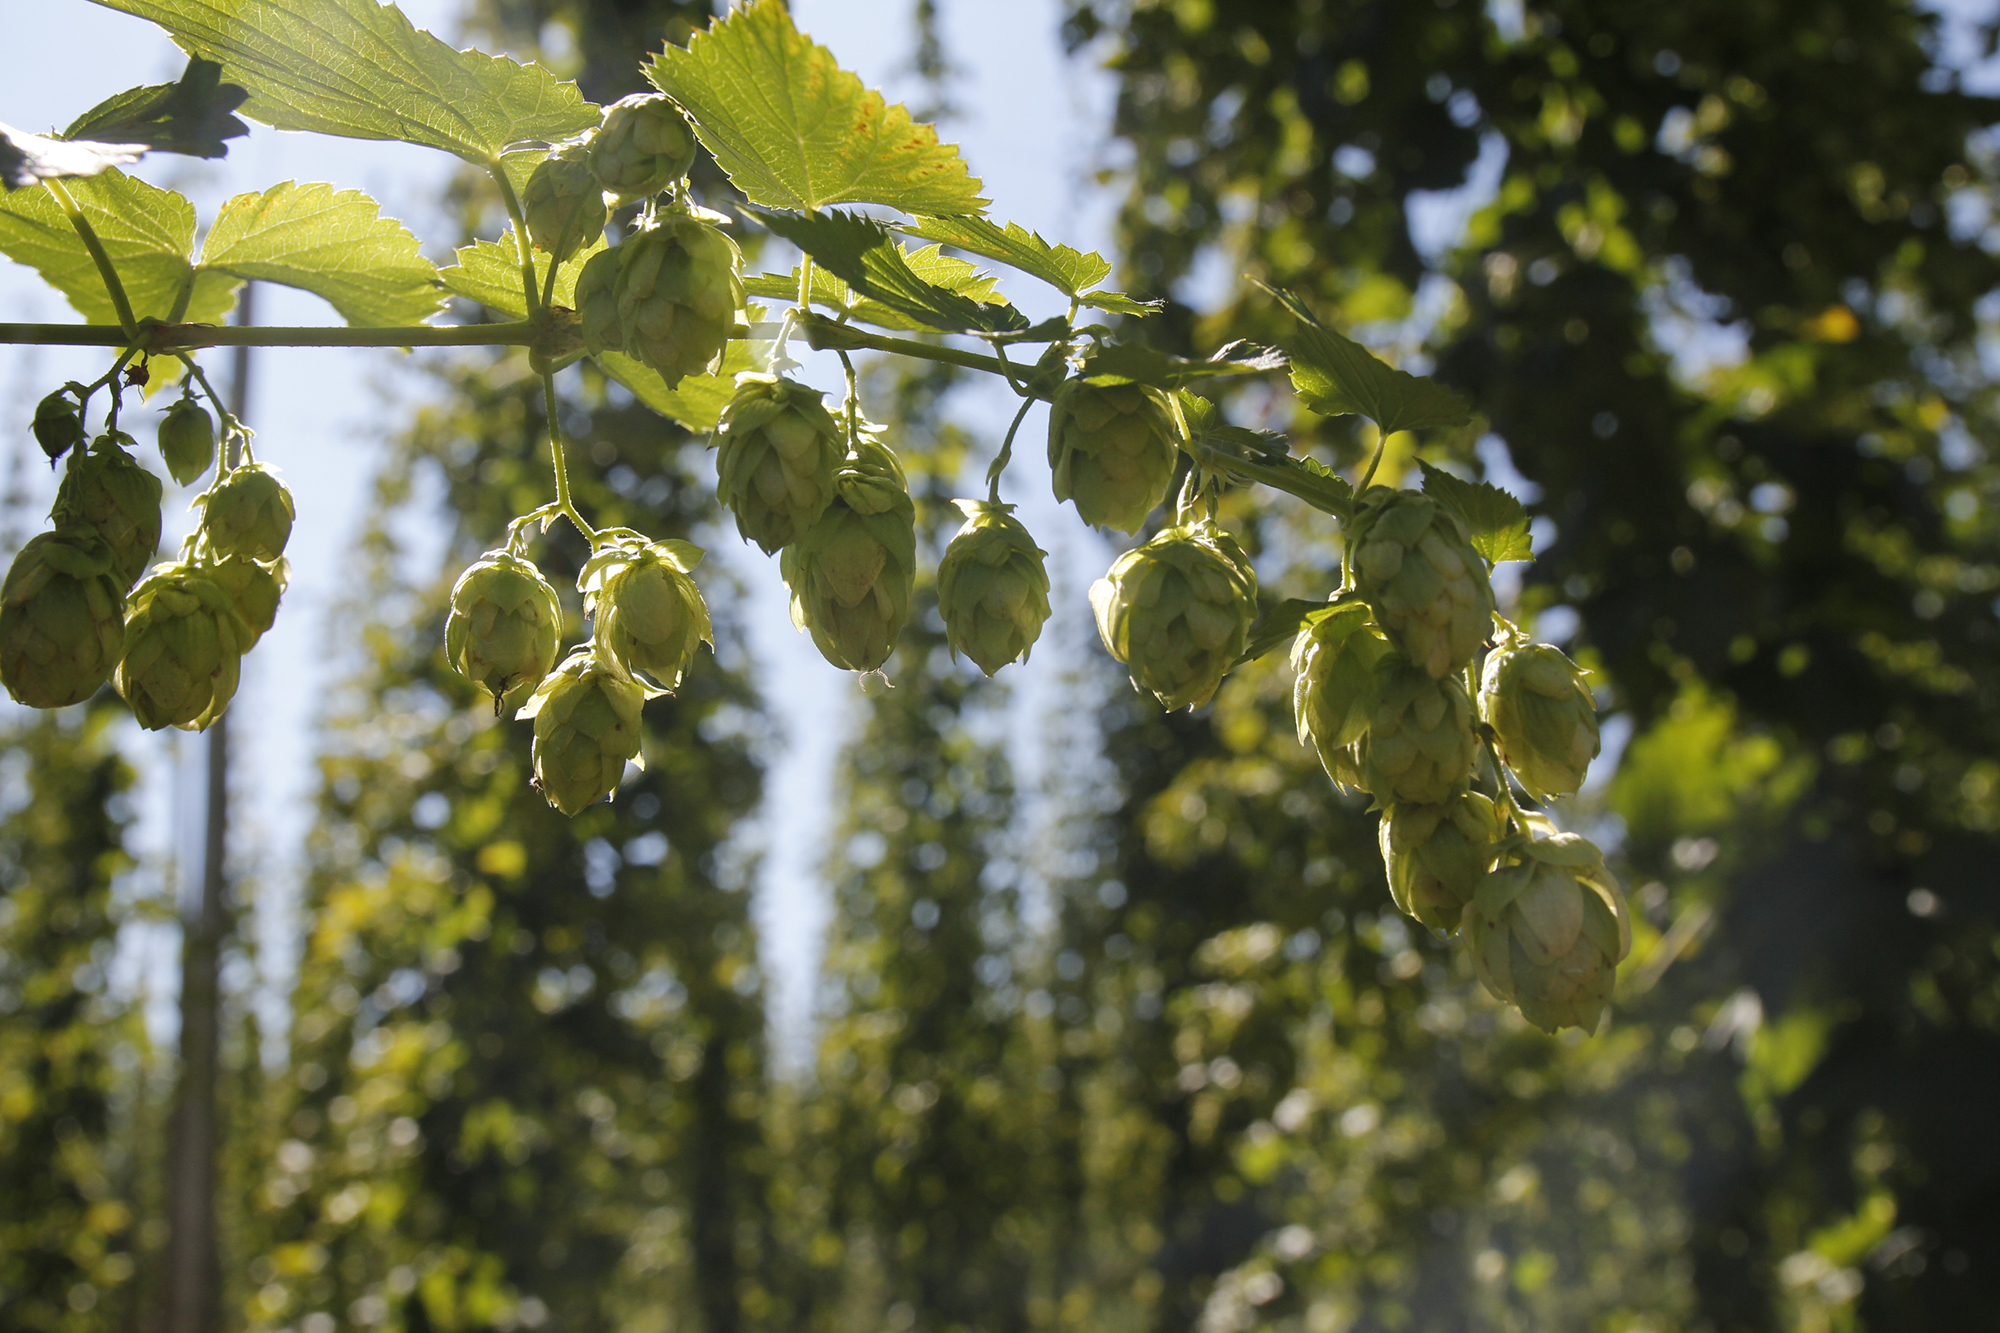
<box><xmin>46</xmin><ymin>178</ymin><xmax>139</xmax><ymax>339</ymax></box>
<box><xmin>0</xmin><ymin>323</ymin><xmax>537</xmax><ymax>349</ymax></box>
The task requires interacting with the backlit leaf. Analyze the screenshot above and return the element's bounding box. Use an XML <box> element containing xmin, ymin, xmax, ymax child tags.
<box><xmin>440</xmin><ymin>229</ymin><xmax>600</xmax><ymax>316</ymax></box>
<box><xmin>1418</xmin><ymin>461</ymin><xmax>1534</xmax><ymax>565</ymax></box>
<box><xmin>1078</xmin><ymin>338</ymin><xmax>1285</xmax><ymax>389</ymax></box>
<box><xmin>743</xmin><ymin>243</ymin><xmax>1003</xmax><ymax>333</ymax></box>
<box><xmin>748</xmin><ymin>206</ymin><xmax>1024</xmax><ymax>334</ymax></box>
<box><xmin>903</xmin><ymin>214</ymin><xmax>1159</xmax><ymax>316</ymax></box>
<box><xmin>0</xmin><ymin>170</ymin><xmax>235</xmax><ymax>324</ymax></box>
<box><xmin>1264</xmin><ymin>282</ymin><xmax>1471</xmax><ymax>435</ymax></box>
<box><xmin>64</xmin><ymin>57</ymin><xmax>249</xmax><ymax>160</ymax></box>
<box><xmin>198</xmin><ymin>181</ymin><xmax>441</xmax><ymax>326</ymax></box>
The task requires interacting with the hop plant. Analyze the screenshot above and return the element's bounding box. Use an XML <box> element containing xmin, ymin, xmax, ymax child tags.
<box><xmin>203</xmin><ymin>553</ymin><xmax>287</xmax><ymax>648</ymax></box>
<box><xmin>1291</xmin><ymin>600</ymin><xmax>1390</xmax><ymax>789</ymax></box>
<box><xmin>1468</xmin><ymin>832</ymin><xmax>1630</xmax><ymax>1033</ymax></box>
<box><xmin>54</xmin><ymin>435</ymin><xmax>162</xmax><ymax>592</ymax></box>
<box><xmin>575</xmin><ymin>243</ymin><xmax>623</xmax><ymax>355</ymax></box>
<box><xmin>523</xmin><ymin>138</ymin><xmax>608</xmax><ymax>264</ymax></box>
<box><xmin>520</xmin><ymin>646</ymin><xmax>647</xmax><ymax>816</ymax></box>
<box><xmin>1047</xmin><ymin>380</ymin><xmax>1182</xmax><ymax>533</ymax></box>
<box><xmin>780</xmin><ymin>433</ymin><xmax>916</xmax><ymax>673</ymax></box>
<box><xmin>157</xmin><ymin>397</ymin><xmax>216</xmax><ymax>485</ymax></box>
<box><xmin>196</xmin><ymin>462</ymin><xmax>294</xmax><ymax>561</ymax></box>
<box><xmin>615</xmin><ymin>210</ymin><xmax>744</xmax><ymax>388</ymax></box>
<box><xmin>33</xmin><ymin>386</ymin><xmax>84</xmax><ymax>463</ymax></box>
<box><xmin>936</xmin><ymin>500</ymin><xmax>1051</xmax><ymax>674</ymax></box>
<box><xmin>1379</xmin><ymin>792</ymin><xmax>1504</xmax><ymax>934</ymax></box>
<box><xmin>712</xmin><ymin>375</ymin><xmax>845</xmax><ymax>553</ymax></box>
<box><xmin>0</xmin><ymin>527</ymin><xmax>127</xmax><ymax>709</ymax></box>
<box><xmin>1090</xmin><ymin>517</ymin><xmax>1257</xmax><ymax>710</ymax></box>
<box><xmin>115</xmin><ymin>563</ymin><xmax>250</xmax><ymax>731</ymax></box>
<box><xmin>1353</xmin><ymin>654</ymin><xmax>1477</xmax><ymax>805</ymax></box>
<box><xmin>591</xmin><ymin>93</ymin><xmax>698</xmax><ymax>204</ymax></box>
<box><xmin>1481</xmin><ymin>640</ymin><xmax>1600</xmax><ymax>800</ymax></box>
<box><xmin>445</xmin><ymin>550</ymin><xmax>563</xmax><ymax>717</ymax></box>
<box><xmin>1349</xmin><ymin>489</ymin><xmax>1494</xmax><ymax>678</ymax></box>
<box><xmin>581</xmin><ymin>532</ymin><xmax>713</xmax><ymax>694</ymax></box>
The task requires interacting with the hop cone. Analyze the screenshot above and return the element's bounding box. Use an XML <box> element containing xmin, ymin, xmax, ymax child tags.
<box><xmin>615</xmin><ymin>211</ymin><xmax>744</xmax><ymax>388</ymax></box>
<box><xmin>115</xmin><ymin>564</ymin><xmax>250</xmax><ymax>731</ymax></box>
<box><xmin>582</xmin><ymin>533</ymin><xmax>712</xmax><ymax>693</ymax></box>
<box><xmin>1089</xmin><ymin>518</ymin><xmax>1257</xmax><ymax>711</ymax></box>
<box><xmin>198</xmin><ymin>463</ymin><xmax>293</xmax><ymax>561</ymax></box>
<box><xmin>520</xmin><ymin>646</ymin><xmax>646</xmax><ymax>816</ymax></box>
<box><xmin>1480</xmin><ymin>641</ymin><xmax>1599</xmax><ymax>800</ymax></box>
<box><xmin>54</xmin><ymin>436</ymin><xmax>162</xmax><ymax>592</ymax></box>
<box><xmin>204</xmin><ymin>553</ymin><xmax>287</xmax><ymax>648</ymax></box>
<box><xmin>445</xmin><ymin>550</ymin><xmax>563</xmax><ymax>717</ymax></box>
<box><xmin>712</xmin><ymin>375</ymin><xmax>844</xmax><ymax>553</ymax></box>
<box><xmin>591</xmin><ymin>93</ymin><xmax>697</xmax><ymax>203</ymax></box>
<box><xmin>33</xmin><ymin>387</ymin><xmax>84</xmax><ymax>463</ymax></box>
<box><xmin>1349</xmin><ymin>489</ymin><xmax>1494</xmax><ymax>678</ymax></box>
<box><xmin>937</xmin><ymin>500</ymin><xmax>1051</xmax><ymax>675</ymax></box>
<box><xmin>575</xmin><ymin>244</ymin><xmax>623</xmax><ymax>355</ymax></box>
<box><xmin>1047</xmin><ymin>381</ymin><xmax>1181</xmax><ymax>533</ymax></box>
<box><xmin>0</xmin><ymin>527</ymin><xmax>127</xmax><ymax>708</ymax></box>
<box><xmin>523</xmin><ymin>139</ymin><xmax>608</xmax><ymax>264</ymax></box>
<box><xmin>780</xmin><ymin>434</ymin><xmax>916</xmax><ymax>672</ymax></box>
<box><xmin>1354</xmin><ymin>655</ymin><xmax>1476</xmax><ymax>805</ymax></box>
<box><xmin>1468</xmin><ymin>832</ymin><xmax>1631</xmax><ymax>1033</ymax></box>
<box><xmin>1379</xmin><ymin>792</ymin><xmax>1503</xmax><ymax>934</ymax></box>
<box><xmin>1291</xmin><ymin>601</ymin><xmax>1389</xmax><ymax>789</ymax></box>
<box><xmin>158</xmin><ymin>398</ymin><xmax>216</xmax><ymax>486</ymax></box>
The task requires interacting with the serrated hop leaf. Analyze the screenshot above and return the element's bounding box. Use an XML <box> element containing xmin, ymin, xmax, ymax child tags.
<box><xmin>0</xmin><ymin>527</ymin><xmax>127</xmax><ymax>709</ymax></box>
<box><xmin>1090</xmin><ymin>518</ymin><xmax>1257</xmax><ymax>711</ymax></box>
<box><xmin>197</xmin><ymin>462</ymin><xmax>293</xmax><ymax>561</ymax></box>
<box><xmin>1480</xmin><ymin>641</ymin><xmax>1599</xmax><ymax>801</ymax></box>
<box><xmin>115</xmin><ymin>563</ymin><xmax>250</xmax><ymax>732</ymax></box>
<box><xmin>53</xmin><ymin>436</ymin><xmax>162</xmax><ymax>593</ymax></box>
<box><xmin>520</xmin><ymin>646</ymin><xmax>646</xmax><ymax>816</ymax></box>
<box><xmin>575</xmin><ymin>243</ymin><xmax>623</xmax><ymax>355</ymax></box>
<box><xmin>444</xmin><ymin>550</ymin><xmax>562</xmax><ymax>718</ymax></box>
<box><xmin>615</xmin><ymin>211</ymin><xmax>744</xmax><ymax>389</ymax></box>
<box><xmin>157</xmin><ymin>398</ymin><xmax>216</xmax><ymax>486</ymax></box>
<box><xmin>1349</xmin><ymin>489</ymin><xmax>1494</xmax><ymax>679</ymax></box>
<box><xmin>712</xmin><ymin>374</ymin><xmax>844</xmax><ymax>553</ymax></box>
<box><xmin>1047</xmin><ymin>380</ymin><xmax>1182</xmax><ymax>533</ymax></box>
<box><xmin>1468</xmin><ymin>832</ymin><xmax>1630</xmax><ymax>1033</ymax></box>
<box><xmin>33</xmin><ymin>388</ymin><xmax>84</xmax><ymax>463</ymax></box>
<box><xmin>1291</xmin><ymin>601</ymin><xmax>1389</xmax><ymax>789</ymax></box>
<box><xmin>937</xmin><ymin>500</ymin><xmax>1051</xmax><ymax>675</ymax></box>
<box><xmin>591</xmin><ymin>94</ymin><xmax>697</xmax><ymax>205</ymax></box>
<box><xmin>581</xmin><ymin>533</ymin><xmax>713</xmax><ymax>694</ymax></box>
<box><xmin>523</xmin><ymin>139</ymin><xmax>609</xmax><ymax>265</ymax></box>
<box><xmin>1353</xmin><ymin>655</ymin><xmax>1476</xmax><ymax>805</ymax></box>
<box><xmin>203</xmin><ymin>553</ymin><xmax>286</xmax><ymax>649</ymax></box>
<box><xmin>1379</xmin><ymin>792</ymin><xmax>1503</xmax><ymax>934</ymax></box>
<box><xmin>780</xmin><ymin>434</ymin><xmax>916</xmax><ymax>672</ymax></box>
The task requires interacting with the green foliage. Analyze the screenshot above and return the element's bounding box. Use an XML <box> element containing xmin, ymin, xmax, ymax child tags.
<box><xmin>63</xmin><ymin>56</ymin><xmax>248</xmax><ymax>158</ymax></box>
<box><xmin>199</xmin><ymin>181</ymin><xmax>442</xmax><ymax>325</ymax></box>
<box><xmin>899</xmin><ymin>214</ymin><xmax>1157</xmax><ymax>315</ymax></box>
<box><xmin>747</xmin><ymin>206</ymin><xmax>1027</xmax><ymax>334</ymax></box>
<box><xmin>1418</xmin><ymin>460</ymin><xmax>1533</xmax><ymax>566</ymax></box>
<box><xmin>0</xmin><ymin>168</ymin><xmax>235</xmax><ymax>324</ymax></box>
<box><xmin>1264</xmin><ymin>283</ymin><xmax>1472</xmax><ymax>434</ymax></box>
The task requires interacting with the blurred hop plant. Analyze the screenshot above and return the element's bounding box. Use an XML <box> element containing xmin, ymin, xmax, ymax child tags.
<box><xmin>33</xmin><ymin>386</ymin><xmax>85</xmax><ymax>463</ymax></box>
<box><xmin>1048</xmin><ymin>380</ymin><xmax>1182</xmax><ymax>533</ymax></box>
<box><xmin>1354</xmin><ymin>655</ymin><xmax>1476</xmax><ymax>805</ymax></box>
<box><xmin>575</xmin><ymin>243</ymin><xmax>624</xmax><ymax>354</ymax></box>
<box><xmin>197</xmin><ymin>462</ymin><xmax>293</xmax><ymax>561</ymax></box>
<box><xmin>1090</xmin><ymin>517</ymin><xmax>1257</xmax><ymax>710</ymax></box>
<box><xmin>445</xmin><ymin>549</ymin><xmax>563</xmax><ymax>718</ymax></box>
<box><xmin>712</xmin><ymin>374</ymin><xmax>845</xmax><ymax>552</ymax></box>
<box><xmin>115</xmin><ymin>563</ymin><xmax>249</xmax><ymax>731</ymax></box>
<box><xmin>523</xmin><ymin>137</ymin><xmax>608</xmax><ymax>264</ymax></box>
<box><xmin>1480</xmin><ymin>640</ymin><xmax>1600</xmax><ymax>800</ymax></box>
<box><xmin>1380</xmin><ymin>792</ymin><xmax>1504</xmax><ymax>934</ymax></box>
<box><xmin>936</xmin><ymin>500</ymin><xmax>1051</xmax><ymax>674</ymax></box>
<box><xmin>1291</xmin><ymin>600</ymin><xmax>1389</xmax><ymax>789</ymax></box>
<box><xmin>781</xmin><ymin>433</ymin><xmax>916</xmax><ymax>672</ymax></box>
<box><xmin>591</xmin><ymin>93</ymin><xmax>697</xmax><ymax>204</ymax></box>
<box><xmin>1468</xmin><ymin>831</ymin><xmax>1630</xmax><ymax>1032</ymax></box>
<box><xmin>157</xmin><ymin>396</ymin><xmax>217</xmax><ymax>486</ymax></box>
<box><xmin>614</xmin><ymin>209</ymin><xmax>744</xmax><ymax>388</ymax></box>
<box><xmin>0</xmin><ymin>527</ymin><xmax>128</xmax><ymax>708</ymax></box>
<box><xmin>54</xmin><ymin>434</ymin><xmax>162</xmax><ymax>592</ymax></box>
<box><xmin>1349</xmin><ymin>489</ymin><xmax>1494</xmax><ymax>678</ymax></box>
<box><xmin>581</xmin><ymin>531</ymin><xmax>713</xmax><ymax>693</ymax></box>
<box><xmin>520</xmin><ymin>646</ymin><xmax>647</xmax><ymax>815</ymax></box>
<box><xmin>203</xmin><ymin>553</ymin><xmax>286</xmax><ymax>649</ymax></box>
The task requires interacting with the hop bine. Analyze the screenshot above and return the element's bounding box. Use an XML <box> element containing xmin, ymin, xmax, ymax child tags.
<box><xmin>54</xmin><ymin>434</ymin><xmax>162</xmax><ymax>592</ymax></box>
<box><xmin>197</xmin><ymin>462</ymin><xmax>293</xmax><ymax>562</ymax></box>
<box><xmin>614</xmin><ymin>209</ymin><xmax>744</xmax><ymax>388</ymax></box>
<box><xmin>591</xmin><ymin>94</ymin><xmax>697</xmax><ymax>204</ymax></box>
<box><xmin>1048</xmin><ymin>380</ymin><xmax>1182</xmax><ymax>533</ymax></box>
<box><xmin>0</xmin><ymin>527</ymin><xmax>128</xmax><ymax>709</ymax></box>
<box><xmin>157</xmin><ymin>397</ymin><xmax>216</xmax><ymax>486</ymax></box>
<box><xmin>1379</xmin><ymin>792</ymin><xmax>1504</xmax><ymax>934</ymax></box>
<box><xmin>523</xmin><ymin>138</ymin><xmax>608</xmax><ymax>265</ymax></box>
<box><xmin>781</xmin><ymin>433</ymin><xmax>916</xmax><ymax>673</ymax></box>
<box><xmin>115</xmin><ymin>563</ymin><xmax>250</xmax><ymax>731</ymax></box>
<box><xmin>1481</xmin><ymin>640</ymin><xmax>1600</xmax><ymax>800</ymax></box>
<box><xmin>582</xmin><ymin>532</ymin><xmax>713</xmax><ymax>694</ymax></box>
<box><xmin>1353</xmin><ymin>654</ymin><xmax>1477</xmax><ymax>806</ymax></box>
<box><xmin>1090</xmin><ymin>516</ymin><xmax>1257</xmax><ymax>711</ymax></box>
<box><xmin>936</xmin><ymin>500</ymin><xmax>1051</xmax><ymax>675</ymax></box>
<box><xmin>445</xmin><ymin>550</ymin><xmax>563</xmax><ymax>718</ymax></box>
<box><xmin>711</xmin><ymin>375</ymin><xmax>845</xmax><ymax>553</ymax></box>
<box><xmin>1468</xmin><ymin>831</ymin><xmax>1630</xmax><ymax>1033</ymax></box>
<box><xmin>1292</xmin><ymin>601</ymin><xmax>1389</xmax><ymax>790</ymax></box>
<box><xmin>520</xmin><ymin>646</ymin><xmax>647</xmax><ymax>816</ymax></box>
<box><xmin>1348</xmin><ymin>488</ymin><xmax>1494</xmax><ymax>679</ymax></box>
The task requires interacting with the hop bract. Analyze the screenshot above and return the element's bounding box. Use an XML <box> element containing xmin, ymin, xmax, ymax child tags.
<box><xmin>198</xmin><ymin>462</ymin><xmax>293</xmax><ymax>561</ymax></box>
<box><xmin>1089</xmin><ymin>518</ymin><xmax>1257</xmax><ymax>711</ymax></box>
<box><xmin>520</xmin><ymin>646</ymin><xmax>646</xmax><ymax>816</ymax></box>
<box><xmin>615</xmin><ymin>211</ymin><xmax>744</xmax><ymax>388</ymax></box>
<box><xmin>115</xmin><ymin>564</ymin><xmax>250</xmax><ymax>732</ymax></box>
<box><xmin>1481</xmin><ymin>640</ymin><xmax>1599</xmax><ymax>800</ymax></box>
<box><xmin>937</xmin><ymin>500</ymin><xmax>1051</xmax><ymax>675</ymax></box>
<box><xmin>575</xmin><ymin>244</ymin><xmax>623</xmax><ymax>355</ymax></box>
<box><xmin>523</xmin><ymin>138</ymin><xmax>608</xmax><ymax>264</ymax></box>
<box><xmin>582</xmin><ymin>533</ymin><xmax>713</xmax><ymax>694</ymax></box>
<box><xmin>780</xmin><ymin>434</ymin><xmax>916</xmax><ymax>673</ymax></box>
<box><xmin>1291</xmin><ymin>601</ymin><xmax>1389</xmax><ymax>790</ymax></box>
<box><xmin>1047</xmin><ymin>381</ymin><xmax>1181</xmax><ymax>533</ymax></box>
<box><xmin>158</xmin><ymin>398</ymin><xmax>216</xmax><ymax>486</ymax></box>
<box><xmin>204</xmin><ymin>553</ymin><xmax>287</xmax><ymax>649</ymax></box>
<box><xmin>0</xmin><ymin>527</ymin><xmax>127</xmax><ymax>709</ymax></box>
<box><xmin>1379</xmin><ymin>792</ymin><xmax>1503</xmax><ymax>934</ymax></box>
<box><xmin>712</xmin><ymin>375</ymin><xmax>844</xmax><ymax>553</ymax></box>
<box><xmin>1468</xmin><ymin>832</ymin><xmax>1630</xmax><ymax>1033</ymax></box>
<box><xmin>1349</xmin><ymin>489</ymin><xmax>1494</xmax><ymax>678</ymax></box>
<box><xmin>54</xmin><ymin>436</ymin><xmax>162</xmax><ymax>592</ymax></box>
<box><xmin>445</xmin><ymin>550</ymin><xmax>563</xmax><ymax>717</ymax></box>
<box><xmin>33</xmin><ymin>387</ymin><xmax>84</xmax><ymax>463</ymax></box>
<box><xmin>1353</xmin><ymin>655</ymin><xmax>1476</xmax><ymax>805</ymax></box>
<box><xmin>591</xmin><ymin>93</ymin><xmax>697</xmax><ymax>204</ymax></box>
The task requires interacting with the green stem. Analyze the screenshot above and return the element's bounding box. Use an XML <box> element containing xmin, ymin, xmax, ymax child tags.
<box><xmin>46</xmin><ymin>178</ymin><xmax>138</xmax><ymax>338</ymax></box>
<box><xmin>1353</xmin><ymin>428</ymin><xmax>1391</xmax><ymax>493</ymax></box>
<box><xmin>797</xmin><ymin>254</ymin><xmax>815</xmax><ymax>313</ymax></box>
<box><xmin>797</xmin><ymin>317</ymin><xmax>1030</xmax><ymax>386</ymax></box>
<box><xmin>543</xmin><ymin>372</ymin><xmax>595</xmax><ymax>544</ymax></box>
<box><xmin>492</xmin><ymin>162</ymin><xmax>545</xmax><ymax>319</ymax></box>
<box><xmin>987</xmin><ymin>395</ymin><xmax>1034</xmax><ymax>503</ymax></box>
<box><xmin>836</xmin><ymin>349</ymin><xmax>861</xmax><ymax>450</ymax></box>
<box><xmin>0</xmin><ymin>322</ymin><xmax>537</xmax><ymax>349</ymax></box>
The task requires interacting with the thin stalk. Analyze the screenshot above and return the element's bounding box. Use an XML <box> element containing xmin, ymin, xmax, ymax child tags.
<box><xmin>836</xmin><ymin>349</ymin><xmax>861</xmax><ymax>449</ymax></box>
<box><xmin>544</xmin><ymin>372</ymin><xmax>595</xmax><ymax>543</ymax></box>
<box><xmin>492</xmin><ymin>162</ymin><xmax>545</xmax><ymax>318</ymax></box>
<box><xmin>1353</xmin><ymin>428</ymin><xmax>1391</xmax><ymax>493</ymax></box>
<box><xmin>0</xmin><ymin>322</ymin><xmax>537</xmax><ymax>349</ymax></box>
<box><xmin>986</xmin><ymin>395</ymin><xmax>1035</xmax><ymax>503</ymax></box>
<box><xmin>797</xmin><ymin>254</ymin><xmax>815</xmax><ymax>313</ymax></box>
<box><xmin>45</xmin><ymin>178</ymin><xmax>138</xmax><ymax>338</ymax></box>
<box><xmin>798</xmin><ymin>319</ymin><xmax>1027</xmax><ymax>384</ymax></box>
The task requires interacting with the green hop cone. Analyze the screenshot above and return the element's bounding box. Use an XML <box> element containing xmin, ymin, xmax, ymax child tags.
<box><xmin>520</xmin><ymin>646</ymin><xmax>646</xmax><ymax>816</ymax></box>
<box><xmin>197</xmin><ymin>462</ymin><xmax>294</xmax><ymax>561</ymax></box>
<box><xmin>1480</xmin><ymin>641</ymin><xmax>1600</xmax><ymax>800</ymax></box>
<box><xmin>1291</xmin><ymin>600</ymin><xmax>1390</xmax><ymax>790</ymax></box>
<box><xmin>33</xmin><ymin>387</ymin><xmax>85</xmax><ymax>463</ymax></box>
<box><xmin>1379</xmin><ymin>792</ymin><xmax>1504</xmax><ymax>934</ymax></box>
<box><xmin>937</xmin><ymin>500</ymin><xmax>1051</xmax><ymax>675</ymax></box>
<box><xmin>157</xmin><ymin>397</ymin><xmax>216</xmax><ymax>486</ymax></box>
<box><xmin>54</xmin><ymin>435</ymin><xmax>163</xmax><ymax>592</ymax></box>
<box><xmin>581</xmin><ymin>532</ymin><xmax>713</xmax><ymax>694</ymax></box>
<box><xmin>523</xmin><ymin>138</ymin><xmax>608</xmax><ymax>264</ymax></box>
<box><xmin>115</xmin><ymin>563</ymin><xmax>250</xmax><ymax>732</ymax></box>
<box><xmin>780</xmin><ymin>434</ymin><xmax>916</xmax><ymax>673</ymax></box>
<box><xmin>1047</xmin><ymin>380</ymin><xmax>1182</xmax><ymax>533</ymax></box>
<box><xmin>575</xmin><ymin>243</ymin><xmax>623</xmax><ymax>355</ymax></box>
<box><xmin>615</xmin><ymin>211</ymin><xmax>744</xmax><ymax>388</ymax></box>
<box><xmin>444</xmin><ymin>550</ymin><xmax>563</xmax><ymax>718</ymax></box>
<box><xmin>1353</xmin><ymin>654</ymin><xmax>1476</xmax><ymax>805</ymax></box>
<box><xmin>1468</xmin><ymin>832</ymin><xmax>1631</xmax><ymax>1033</ymax></box>
<box><xmin>1089</xmin><ymin>517</ymin><xmax>1258</xmax><ymax>711</ymax></box>
<box><xmin>1349</xmin><ymin>489</ymin><xmax>1495</xmax><ymax>679</ymax></box>
<box><xmin>712</xmin><ymin>375</ymin><xmax>845</xmax><ymax>553</ymax></box>
<box><xmin>0</xmin><ymin>527</ymin><xmax>127</xmax><ymax>708</ymax></box>
<box><xmin>203</xmin><ymin>553</ymin><xmax>287</xmax><ymax>649</ymax></box>
<box><xmin>591</xmin><ymin>93</ymin><xmax>697</xmax><ymax>204</ymax></box>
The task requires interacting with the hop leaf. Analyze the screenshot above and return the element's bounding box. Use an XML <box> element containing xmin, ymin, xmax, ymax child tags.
<box><xmin>1048</xmin><ymin>380</ymin><xmax>1182</xmax><ymax>534</ymax></box>
<box><xmin>32</xmin><ymin>388</ymin><xmax>85</xmax><ymax>463</ymax></box>
<box><xmin>1379</xmin><ymin>792</ymin><xmax>1504</xmax><ymax>934</ymax></box>
<box><xmin>445</xmin><ymin>550</ymin><xmax>563</xmax><ymax>718</ymax></box>
<box><xmin>203</xmin><ymin>552</ymin><xmax>286</xmax><ymax>649</ymax></box>
<box><xmin>937</xmin><ymin>500</ymin><xmax>1051</xmax><ymax>675</ymax></box>
<box><xmin>581</xmin><ymin>533</ymin><xmax>713</xmax><ymax>694</ymax></box>
<box><xmin>523</xmin><ymin>138</ymin><xmax>608</xmax><ymax>265</ymax></box>
<box><xmin>1480</xmin><ymin>641</ymin><xmax>1600</xmax><ymax>801</ymax></box>
<box><xmin>1349</xmin><ymin>488</ymin><xmax>1494</xmax><ymax>679</ymax></box>
<box><xmin>591</xmin><ymin>94</ymin><xmax>697</xmax><ymax>204</ymax></box>
<box><xmin>54</xmin><ymin>436</ymin><xmax>163</xmax><ymax>592</ymax></box>
<box><xmin>712</xmin><ymin>374</ymin><xmax>845</xmax><ymax>553</ymax></box>
<box><xmin>1353</xmin><ymin>654</ymin><xmax>1477</xmax><ymax>806</ymax></box>
<box><xmin>780</xmin><ymin>433</ymin><xmax>916</xmax><ymax>672</ymax></box>
<box><xmin>1291</xmin><ymin>600</ymin><xmax>1389</xmax><ymax>789</ymax></box>
<box><xmin>0</xmin><ymin>527</ymin><xmax>128</xmax><ymax>709</ymax></box>
<box><xmin>115</xmin><ymin>562</ymin><xmax>250</xmax><ymax>731</ymax></box>
<box><xmin>615</xmin><ymin>210</ymin><xmax>745</xmax><ymax>389</ymax></box>
<box><xmin>1090</xmin><ymin>518</ymin><xmax>1258</xmax><ymax>711</ymax></box>
<box><xmin>520</xmin><ymin>646</ymin><xmax>647</xmax><ymax>816</ymax></box>
<box><xmin>197</xmin><ymin>462</ymin><xmax>294</xmax><ymax>561</ymax></box>
<box><xmin>1468</xmin><ymin>832</ymin><xmax>1631</xmax><ymax>1033</ymax></box>
<box><xmin>158</xmin><ymin>397</ymin><xmax>216</xmax><ymax>486</ymax></box>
